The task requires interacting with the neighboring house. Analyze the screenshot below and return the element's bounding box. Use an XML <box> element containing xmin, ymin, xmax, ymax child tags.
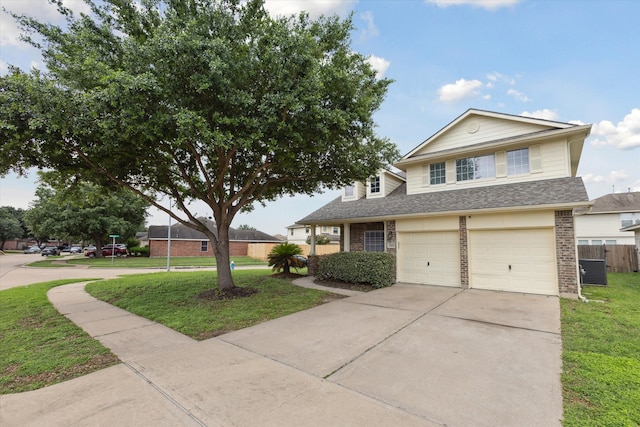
<box><xmin>574</xmin><ymin>192</ymin><xmax>640</xmax><ymax>245</ymax></box>
<box><xmin>620</xmin><ymin>223</ymin><xmax>640</xmax><ymax>259</ymax></box>
<box><xmin>298</xmin><ymin>109</ymin><xmax>593</xmax><ymax>296</ymax></box>
<box><xmin>287</xmin><ymin>223</ymin><xmax>340</xmax><ymax>245</ymax></box>
<box><xmin>148</xmin><ymin>218</ymin><xmax>281</xmax><ymax>257</ymax></box>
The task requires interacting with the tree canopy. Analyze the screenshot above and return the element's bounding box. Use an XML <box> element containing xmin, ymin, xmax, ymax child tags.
<box><xmin>23</xmin><ymin>173</ymin><xmax>149</xmax><ymax>255</ymax></box>
<box><xmin>1</xmin><ymin>0</ymin><xmax>398</xmax><ymax>289</ymax></box>
<box><xmin>0</xmin><ymin>207</ymin><xmax>25</xmax><ymax>249</ymax></box>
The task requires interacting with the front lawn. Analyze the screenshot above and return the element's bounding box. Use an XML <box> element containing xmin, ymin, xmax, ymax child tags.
<box><xmin>1</xmin><ymin>271</ymin><xmax>339</xmax><ymax>393</ymax></box>
<box><xmin>561</xmin><ymin>272</ymin><xmax>640</xmax><ymax>426</ymax></box>
<box><xmin>28</xmin><ymin>255</ymin><xmax>266</xmax><ymax>268</ymax></box>
<box><xmin>86</xmin><ymin>270</ymin><xmax>336</xmax><ymax>339</ymax></box>
<box><xmin>0</xmin><ymin>279</ymin><xmax>119</xmax><ymax>394</ymax></box>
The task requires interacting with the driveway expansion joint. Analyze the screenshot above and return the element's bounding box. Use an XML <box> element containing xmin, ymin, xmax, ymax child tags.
<box><xmin>124</xmin><ymin>362</ymin><xmax>208</xmax><ymax>427</ymax></box>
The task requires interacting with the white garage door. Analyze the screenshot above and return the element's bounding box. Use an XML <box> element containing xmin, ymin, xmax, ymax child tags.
<box><xmin>469</xmin><ymin>229</ymin><xmax>557</xmax><ymax>295</ymax></box>
<box><xmin>398</xmin><ymin>231</ymin><xmax>460</xmax><ymax>287</ymax></box>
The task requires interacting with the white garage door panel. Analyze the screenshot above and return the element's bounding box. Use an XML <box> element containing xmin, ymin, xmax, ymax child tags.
<box><xmin>469</xmin><ymin>229</ymin><xmax>557</xmax><ymax>295</ymax></box>
<box><xmin>398</xmin><ymin>231</ymin><xmax>460</xmax><ymax>287</ymax></box>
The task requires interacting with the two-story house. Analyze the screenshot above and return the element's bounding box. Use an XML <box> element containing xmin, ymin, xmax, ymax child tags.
<box><xmin>286</xmin><ymin>223</ymin><xmax>340</xmax><ymax>245</ymax></box>
<box><xmin>574</xmin><ymin>192</ymin><xmax>640</xmax><ymax>246</ymax></box>
<box><xmin>298</xmin><ymin>109</ymin><xmax>592</xmax><ymax>296</ymax></box>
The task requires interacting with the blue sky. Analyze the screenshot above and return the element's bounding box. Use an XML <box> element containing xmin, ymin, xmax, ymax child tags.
<box><xmin>1</xmin><ymin>0</ymin><xmax>639</xmax><ymax>236</ymax></box>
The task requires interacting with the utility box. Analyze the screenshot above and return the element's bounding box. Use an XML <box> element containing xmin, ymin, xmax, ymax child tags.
<box><xmin>579</xmin><ymin>259</ymin><xmax>608</xmax><ymax>285</ymax></box>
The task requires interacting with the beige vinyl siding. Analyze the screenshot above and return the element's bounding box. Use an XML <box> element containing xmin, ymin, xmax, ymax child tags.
<box><xmin>415</xmin><ymin>117</ymin><xmax>550</xmax><ymax>156</ymax></box>
<box><xmin>384</xmin><ymin>173</ymin><xmax>403</xmax><ymax>196</ymax></box>
<box><xmin>539</xmin><ymin>139</ymin><xmax>569</xmax><ymax>178</ymax></box>
<box><xmin>406</xmin><ymin>139</ymin><xmax>571</xmax><ymax>195</ymax></box>
<box><xmin>396</xmin><ymin>216</ymin><xmax>459</xmax><ymax>232</ymax></box>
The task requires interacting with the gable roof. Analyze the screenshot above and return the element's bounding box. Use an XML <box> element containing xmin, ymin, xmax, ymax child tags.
<box><xmin>403</xmin><ymin>109</ymin><xmax>580</xmax><ymax>159</ymax></box>
<box><xmin>298</xmin><ymin>177</ymin><xmax>589</xmax><ymax>224</ymax></box>
<box><xmin>148</xmin><ymin>218</ymin><xmax>280</xmax><ymax>242</ymax></box>
<box><xmin>577</xmin><ymin>192</ymin><xmax>640</xmax><ymax>214</ymax></box>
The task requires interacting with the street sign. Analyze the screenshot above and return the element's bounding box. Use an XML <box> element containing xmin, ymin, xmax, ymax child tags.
<box><xmin>109</xmin><ymin>234</ymin><xmax>119</xmax><ymax>238</ymax></box>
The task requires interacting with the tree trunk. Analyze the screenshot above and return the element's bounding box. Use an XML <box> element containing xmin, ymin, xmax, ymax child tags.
<box><xmin>214</xmin><ymin>223</ymin><xmax>236</xmax><ymax>290</ymax></box>
<box><xmin>93</xmin><ymin>234</ymin><xmax>104</xmax><ymax>258</ymax></box>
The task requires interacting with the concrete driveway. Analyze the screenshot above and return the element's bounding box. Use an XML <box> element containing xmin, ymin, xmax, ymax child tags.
<box><xmin>1</xmin><ymin>267</ymin><xmax>563</xmax><ymax>426</ymax></box>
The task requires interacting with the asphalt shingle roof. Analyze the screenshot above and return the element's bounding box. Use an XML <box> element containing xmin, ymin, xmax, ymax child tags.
<box><xmin>148</xmin><ymin>218</ymin><xmax>279</xmax><ymax>242</ymax></box>
<box><xmin>582</xmin><ymin>192</ymin><xmax>640</xmax><ymax>213</ymax></box>
<box><xmin>298</xmin><ymin>177</ymin><xmax>589</xmax><ymax>224</ymax></box>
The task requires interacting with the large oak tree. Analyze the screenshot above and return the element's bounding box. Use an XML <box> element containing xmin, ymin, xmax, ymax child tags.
<box><xmin>1</xmin><ymin>0</ymin><xmax>398</xmax><ymax>290</ymax></box>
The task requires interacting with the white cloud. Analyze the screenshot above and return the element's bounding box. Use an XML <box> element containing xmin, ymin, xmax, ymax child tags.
<box><xmin>590</xmin><ymin>108</ymin><xmax>640</xmax><ymax>150</ymax></box>
<box><xmin>426</xmin><ymin>0</ymin><xmax>521</xmax><ymax>10</ymax></box>
<box><xmin>486</xmin><ymin>71</ymin><xmax>515</xmax><ymax>85</ymax></box>
<box><xmin>521</xmin><ymin>109</ymin><xmax>558</xmax><ymax>121</ymax></box>
<box><xmin>506</xmin><ymin>88</ymin><xmax>529</xmax><ymax>102</ymax></box>
<box><xmin>264</xmin><ymin>0</ymin><xmax>357</xmax><ymax>19</ymax></box>
<box><xmin>582</xmin><ymin>169</ymin><xmax>630</xmax><ymax>185</ymax></box>
<box><xmin>366</xmin><ymin>55</ymin><xmax>390</xmax><ymax>80</ymax></box>
<box><xmin>1</xmin><ymin>0</ymin><xmax>91</xmax><ymax>46</ymax></box>
<box><xmin>358</xmin><ymin>11</ymin><xmax>379</xmax><ymax>42</ymax></box>
<box><xmin>438</xmin><ymin>78</ymin><xmax>483</xmax><ymax>102</ymax></box>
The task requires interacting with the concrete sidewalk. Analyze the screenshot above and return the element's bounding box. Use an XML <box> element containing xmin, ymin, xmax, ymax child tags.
<box><xmin>0</xmin><ymin>278</ymin><xmax>563</xmax><ymax>426</ymax></box>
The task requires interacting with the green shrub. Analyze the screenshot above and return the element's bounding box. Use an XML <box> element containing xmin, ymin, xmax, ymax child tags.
<box><xmin>317</xmin><ymin>251</ymin><xmax>394</xmax><ymax>288</ymax></box>
<box><xmin>128</xmin><ymin>246</ymin><xmax>150</xmax><ymax>257</ymax></box>
<box><xmin>268</xmin><ymin>242</ymin><xmax>305</xmax><ymax>273</ymax></box>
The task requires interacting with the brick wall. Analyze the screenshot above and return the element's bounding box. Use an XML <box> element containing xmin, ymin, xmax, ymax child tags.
<box><xmin>555</xmin><ymin>210</ymin><xmax>579</xmax><ymax>294</ymax></box>
<box><xmin>347</xmin><ymin>222</ymin><xmax>384</xmax><ymax>252</ymax></box>
<box><xmin>459</xmin><ymin>216</ymin><xmax>469</xmax><ymax>289</ymax></box>
<box><xmin>385</xmin><ymin>220</ymin><xmax>397</xmax><ymax>282</ymax></box>
<box><xmin>149</xmin><ymin>240</ymin><xmax>248</xmax><ymax>257</ymax></box>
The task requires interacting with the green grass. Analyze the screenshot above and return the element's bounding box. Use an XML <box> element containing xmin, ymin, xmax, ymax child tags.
<box><xmin>28</xmin><ymin>255</ymin><xmax>266</xmax><ymax>268</ymax></box>
<box><xmin>86</xmin><ymin>270</ymin><xmax>337</xmax><ymax>339</ymax></box>
<box><xmin>561</xmin><ymin>273</ymin><xmax>640</xmax><ymax>426</ymax></box>
<box><xmin>0</xmin><ymin>279</ymin><xmax>119</xmax><ymax>394</ymax></box>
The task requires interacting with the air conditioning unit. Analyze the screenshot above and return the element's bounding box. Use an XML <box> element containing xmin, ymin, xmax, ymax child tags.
<box><xmin>579</xmin><ymin>259</ymin><xmax>607</xmax><ymax>285</ymax></box>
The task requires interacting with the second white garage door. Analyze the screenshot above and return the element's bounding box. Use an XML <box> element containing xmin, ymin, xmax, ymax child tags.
<box><xmin>469</xmin><ymin>228</ymin><xmax>557</xmax><ymax>295</ymax></box>
<box><xmin>397</xmin><ymin>231</ymin><xmax>460</xmax><ymax>287</ymax></box>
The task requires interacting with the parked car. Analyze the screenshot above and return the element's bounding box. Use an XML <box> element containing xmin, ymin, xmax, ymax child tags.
<box><xmin>41</xmin><ymin>246</ymin><xmax>61</xmax><ymax>256</ymax></box>
<box><xmin>103</xmin><ymin>244</ymin><xmax>128</xmax><ymax>257</ymax></box>
<box><xmin>293</xmin><ymin>255</ymin><xmax>308</xmax><ymax>267</ymax></box>
<box><xmin>85</xmin><ymin>244</ymin><xmax>128</xmax><ymax>258</ymax></box>
<box><xmin>69</xmin><ymin>246</ymin><xmax>83</xmax><ymax>254</ymax></box>
<box><xmin>23</xmin><ymin>245</ymin><xmax>42</xmax><ymax>254</ymax></box>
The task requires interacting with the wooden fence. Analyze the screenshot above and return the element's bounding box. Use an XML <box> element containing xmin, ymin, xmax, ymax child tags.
<box><xmin>577</xmin><ymin>245</ymin><xmax>639</xmax><ymax>273</ymax></box>
<box><xmin>247</xmin><ymin>243</ymin><xmax>340</xmax><ymax>260</ymax></box>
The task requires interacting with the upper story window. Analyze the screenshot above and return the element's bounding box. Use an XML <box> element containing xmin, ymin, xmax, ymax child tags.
<box><xmin>290</xmin><ymin>229</ymin><xmax>294</xmax><ymax>236</ymax></box>
<box><xmin>344</xmin><ymin>185</ymin><xmax>354</xmax><ymax>197</ymax></box>
<box><xmin>430</xmin><ymin>162</ymin><xmax>446</xmax><ymax>185</ymax></box>
<box><xmin>370</xmin><ymin>176</ymin><xmax>381</xmax><ymax>194</ymax></box>
<box><xmin>621</xmin><ymin>213</ymin><xmax>640</xmax><ymax>228</ymax></box>
<box><xmin>456</xmin><ymin>154</ymin><xmax>495</xmax><ymax>181</ymax></box>
<box><xmin>507</xmin><ymin>148</ymin><xmax>529</xmax><ymax>175</ymax></box>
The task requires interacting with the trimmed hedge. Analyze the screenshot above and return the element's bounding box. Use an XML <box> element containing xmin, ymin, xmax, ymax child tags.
<box><xmin>317</xmin><ymin>251</ymin><xmax>394</xmax><ymax>288</ymax></box>
<box><xmin>128</xmin><ymin>246</ymin><xmax>150</xmax><ymax>257</ymax></box>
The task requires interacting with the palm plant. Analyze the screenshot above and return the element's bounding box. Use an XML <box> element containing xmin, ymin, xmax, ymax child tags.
<box><xmin>268</xmin><ymin>243</ymin><xmax>305</xmax><ymax>274</ymax></box>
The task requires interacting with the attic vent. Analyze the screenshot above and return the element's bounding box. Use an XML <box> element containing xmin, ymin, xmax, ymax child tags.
<box><xmin>467</xmin><ymin>121</ymin><xmax>479</xmax><ymax>133</ymax></box>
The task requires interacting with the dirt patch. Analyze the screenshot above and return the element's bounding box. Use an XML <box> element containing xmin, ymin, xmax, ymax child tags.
<box><xmin>197</xmin><ymin>286</ymin><xmax>259</xmax><ymax>301</ymax></box>
<box><xmin>271</xmin><ymin>272</ymin><xmax>306</xmax><ymax>279</ymax></box>
<box><xmin>314</xmin><ymin>278</ymin><xmax>376</xmax><ymax>292</ymax></box>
